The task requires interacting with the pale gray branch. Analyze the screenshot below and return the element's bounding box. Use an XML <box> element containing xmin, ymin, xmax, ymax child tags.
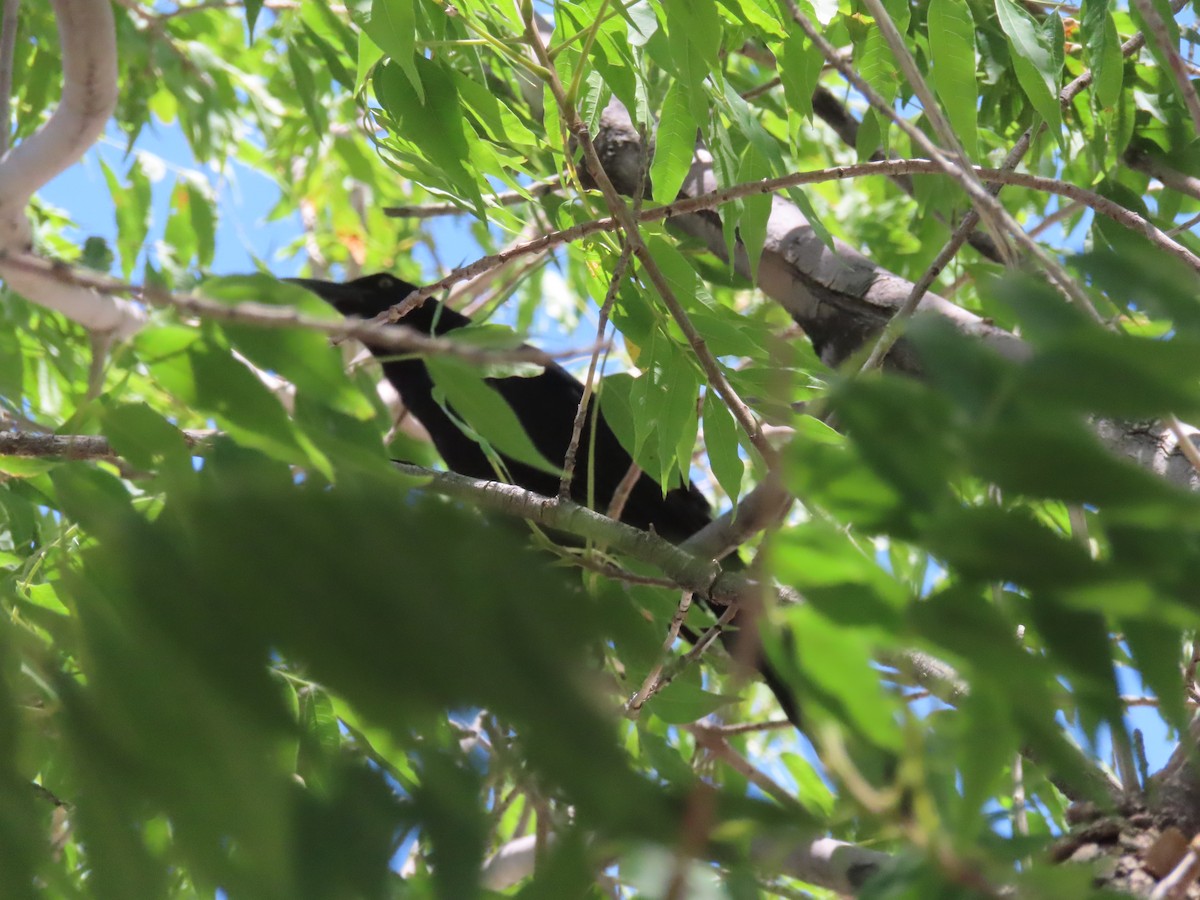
<box><xmin>0</xmin><ymin>0</ymin><xmax>117</xmax><ymax>249</ymax></box>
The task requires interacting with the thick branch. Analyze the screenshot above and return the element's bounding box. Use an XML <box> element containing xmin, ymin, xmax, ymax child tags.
<box><xmin>0</xmin><ymin>1</ymin><xmax>144</xmax><ymax>336</ymax></box>
<box><xmin>0</xmin><ymin>0</ymin><xmax>116</xmax><ymax>248</ymax></box>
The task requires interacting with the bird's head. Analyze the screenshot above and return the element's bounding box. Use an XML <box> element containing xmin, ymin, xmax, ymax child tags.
<box><xmin>286</xmin><ymin>273</ymin><xmax>442</xmax><ymax>331</ymax></box>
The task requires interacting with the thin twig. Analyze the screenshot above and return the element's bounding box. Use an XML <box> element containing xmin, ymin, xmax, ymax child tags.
<box><xmin>1150</xmin><ymin>836</ymin><xmax>1200</xmax><ymax>899</ymax></box>
<box><xmin>741</xmin><ymin>76</ymin><xmax>781</xmax><ymax>101</ymax></box>
<box><xmin>565</xmin><ymin>552</ymin><xmax>684</xmax><ymax>589</ymax></box>
<box><xmin>383</xmin><ymin>179</ymin><xmax>561</xmax><ymax>219</ymax></box>
<box><xmin>627</xmin><ymin>603</ymin><xmax>739</xmax><ymax>717</ymax></box>
<box><xmin>559</xmin><ymin>129</ymin><xmax>647</xmax><ymax>500</ymax></box>
<box><xmin>1012</xmin><ymin>753</ymin><xmax>1029</xmax><ymax>858</ymax></box>
<box><xmin>1131</xmin><ymin>0</ymin><xmax>1200</xmax><ymax>134</ymax></box>
<box><xmin>857</xmin><ymin>0</ymin><xmax>1005</xmax><ymax>256</ymax></box>
<box><xmin>626</xmin><ymin>591</ymin><xmax>697</xmax><ymax>718</ymax></box>
<box><xmin>0</xmin><ymin>253</ymin><xmax>603</xmax><ymax>367</ymax></box>
<box><xmin>859</xmin><ymin>125</ymin><xmax>1037</xmax><ymax>371</ymax></box>
<box><xmin>1028</xmin><ymin>200</ymin><xmax>1085</xmax><ymax>239</ymax></box>
<box><xmin>696</xmin><ymin>718</ymin><xmax>793</xmax><ymax>736</ymax></box>
<box><xmin>688</xmin><ymin>726</ymin><xmax>800</xmax><ymax>807</ymax></box>
<box><xmin>607</xmin><ymin>460</ymin><xmax>641</xmax><ymax>522</ymax></box>
<box><xmin>1167</xmin><ymin>417</ymin><xmax>1200</xmax><ymax>476</ymax></box>
<box><xmin>392</xmin><ymin>155</ymin><xmax>1200</xmax><ymax>325</ymax></box>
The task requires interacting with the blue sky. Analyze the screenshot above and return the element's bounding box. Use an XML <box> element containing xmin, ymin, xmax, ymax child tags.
<box><xmin>40</xmin><ymin>121</ymin><xmax>306</xmax><ymax>279</ymax></box>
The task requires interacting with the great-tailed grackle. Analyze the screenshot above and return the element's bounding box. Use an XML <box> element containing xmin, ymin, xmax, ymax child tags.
<box><xmin>289</xmin><ymin>273</ymin><xmax>800</xmax><ymax>726</ymax></box>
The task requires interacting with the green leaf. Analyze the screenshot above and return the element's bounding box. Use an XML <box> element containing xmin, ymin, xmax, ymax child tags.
<box><xmin>50</xmin><ymin>465</ymin><xmax>136</xmax><ymax>536</ymax></box>
<box><xmin>831</xmin><ymin>377</ymin><xmax>960</xmax><ymax>513</ymax></box>
<box><xmin>373</xmin><ymin>59</ymin><xmax>484</xmax><ymax>215</ymax></box>
<box><xmin>1121</xmin><ymin>620</ymin><xmax>1189</xmax><ymax>732</ymax></box>
<box><xmin>737</xmin><ymin>147</ymin><xmax>772</xmax><ymax>280</ymax></box>
<box><xmin>927</xmin><ymin>506</ymin><xmax>1098</xmax><ymax>589</ymax></box>
<box><xmin>779</xmin><ymin>605</ymin><xmax>902</xmax><ymax>750</ymax></box>
<box><xmin>858</xmin><ymin>27</ymin><xmax>898</xmax><ymax>104</ymax></box>
<box><xmin>703</xmin><ymin>392</ymin><xmax>742</xmax><ymax>504</ymax></box>
<box><xmin>994</xmin><ymin>0</ymin><xmax>1062</xmax><ymax>137</ymax></box>
<box><xmin>0</xmin><ymin>457</ymin><xmax>54</xmax><ymax>477</ymax></box>
<box><xmin>101</xmin><ymin>157</ymin><xmax>153</xmax><ymax>280</ymax></box>
<box><xmin>928</xmin><ymin>0</ymin><xmax>978</xmax><ymax>158</ymax></box>
<box><xmin>967</xmin><ymin>409</ymin><xmax>1193</xmax><ymax>510</ymax></box>
<box><xmin>287</xmin><ymin>41</ymin><xmax>328</xmax><ymax>136</ymax></box>
<box><xmin>244</xmin><ymin>0</ymin><xmax>263</xmax><ymax>38</ymax></box>
<box><xmin>1024</xmin><ymin>603</ymin><xmax>1121</xmax><ymax>733</ymax></box>
<box><xmin>200</xmin><ymin>276</ymin><xmax>373</xmax><ymax>421</ymax></box>
<box><xmin>647</xmin><ymin>680</ymin><xmax>733</xmax><ymax>724</ymax></box>
<box><xmin>774</xmin><ymin>522</ymin><xmax>906</xmax><ymax>630</ymax></box>
<box><xmin>956</xmin><ymin>685</ymin><xmax>1017</xmax><ymax>828</ymax></box>
<box><xmin>101</xmin><ymin>402</ymin><xmax>192</xmax><ymax>476</ymax></box>
<box><xmin>780</xmin><ymin>752</ymin><xmax>836</xmax><ymax>817</ymax></box>
<box><xmin>426</xmin><ymin>357</ymin><xmax>560</xmax><ymax>476</ymax></box>
<box><xmin>1080</xmin><ymin>0</ymin><xmax>1123</xmax><ymax>108</ymax></box>
<box><xmin>451</xmin><ymin>70</ymin><xmax>539</xmax><ymax>149</ymax></box>
<box><xmin>1018</xmin><ymin>331</ymin><xmax>1200</xmax><ymax>418</ymax></box>
<box><xmin>650</xmin><ymin>82</ymin><xmax>698</xmax><ymax>204</ymax></box>
<box><xmin>67</xmin><ymin>469</ymin><xmax>676</xmax><ymax>844</ymax></box>
<box><xmin>412</xmin><ymin>751</ymin><xmax>488</xmax><ymax>899</ymax></box>
<box><xmin>361</xmin><ymin>0</ymin><xmax>423</xmax><ymax>102</ymax></box>
<box><xmin>188</xmin><ymin>182</ymin><xmax>216</xmax><ymax>269</ymax></box>
<box><xmin>355</xmin><ymin>27</ymin><xmax>384</xmax><ymax>93</ymax></box>
<box><xmin>301</xmin><ymin>21</ymin><xmax>356</xmax><ymax>90</ymax></box>
<box><xmin>663</xmin><ymin>353</ymin><xmax>700</xmax><ymax>489</ymax></box>
<box><xmin>662</xmin><ymin>0</ymin><xmax>722</xmax><ymax>68</ymax></box>
<box><xmin>163</xmin><ymin>181</ymin><xmax>200</xmax><ymax>272</ymax></box>
<box><xmin>775</xmin><ymin>29</ymin><xmax>823</xmax><ymax>121</ymax></box>
<box><xmin>600</xmin><ymin>372</ymin><xmax>666</xmax><ymax>480</ymax></box>
<box><xmin>787</xmin><ymin>426</ymin><xmax>908</xmax><ymax>532</ymax></box>
<box><xmin>140</xmin><ymin>332</ymin><xmax>317</xmax><ymax>470</ymax></box>
<box><xmin>912</xmin><ymin>586</ymin><xmax>1038</xmax><ymax>684</ymax></box>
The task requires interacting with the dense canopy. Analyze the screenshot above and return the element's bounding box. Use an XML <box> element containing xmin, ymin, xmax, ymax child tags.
<box><xmin>3</xmin><ymin>0</ymin><xmax>1200</xmax><ymax>897</ymax></box>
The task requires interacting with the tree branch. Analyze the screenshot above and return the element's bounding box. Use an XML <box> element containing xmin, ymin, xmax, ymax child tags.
<box><xmin>0</xmin><ymin>429</ymin><xmax>215</xmax><ymax>459</ymax></box>
<box><xmin>0</xmin><ymin>0</ymin><xmax>144</xmax><ymax>337</ymax></box>
<box><xmin>1</xmin><ymin>254</ymin><xmax>602</xmax><ymax>367</ymax></box>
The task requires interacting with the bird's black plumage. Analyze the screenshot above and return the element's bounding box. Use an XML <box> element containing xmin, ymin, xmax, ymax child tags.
<box><xmin>291</xmin><ymin>273</ymin><xmax>714</xmax><ymax>541</ymax></box>
<box><xmin>290</xmin><ymin>272</ymin><xmax>800</xmax><ymax>726</ymax></box>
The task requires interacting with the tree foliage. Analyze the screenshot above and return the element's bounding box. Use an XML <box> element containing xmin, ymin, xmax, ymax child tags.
<box><xmin>4</xmin><ymin>0</ymin><xmax>1200</xmax><ymax>897</ymax></box>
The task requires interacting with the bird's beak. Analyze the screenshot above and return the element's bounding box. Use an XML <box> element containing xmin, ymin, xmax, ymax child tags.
<box><xmin>283</xmin><ymin>277</ymin><xmax>358</xmax><ymax>315</ymax></box>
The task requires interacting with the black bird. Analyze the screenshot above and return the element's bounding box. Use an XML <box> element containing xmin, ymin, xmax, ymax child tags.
<box><xmin>289</xmin><ymin>272</ymin><xmax>800</xmax><ymax>726</ymax></box>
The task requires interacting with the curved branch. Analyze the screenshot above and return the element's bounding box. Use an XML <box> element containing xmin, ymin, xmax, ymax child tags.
<box><xmin>0</xmin><ymin>1</ymin><xmax>145</xmax><ymax>337</ymax></box>
<box><xmin>0</xmin><ymin>0</ymin><xmax>117</xmax><ymax>248</ymax></box>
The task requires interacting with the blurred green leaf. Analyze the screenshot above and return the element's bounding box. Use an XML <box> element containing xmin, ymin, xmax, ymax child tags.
<box><xmin>100</xmin><ymin>157</ymin><xmax>152</xmax><ymax>280</ymax></box>
<box><xmin>101</xmin><ymin>401</ymin><xmax>192</xmax><ymax>476</ymax></box>
<box><xmin>647</xmin><ymin>680</ymin><xmax>733</xmax><ymax>724</ymax></box>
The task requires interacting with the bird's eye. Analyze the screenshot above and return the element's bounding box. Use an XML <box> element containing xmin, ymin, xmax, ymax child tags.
<box><xmin>378</xmin><ymin>276</ymin><xmax>395</xmax><ymax>289</ymax></box>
